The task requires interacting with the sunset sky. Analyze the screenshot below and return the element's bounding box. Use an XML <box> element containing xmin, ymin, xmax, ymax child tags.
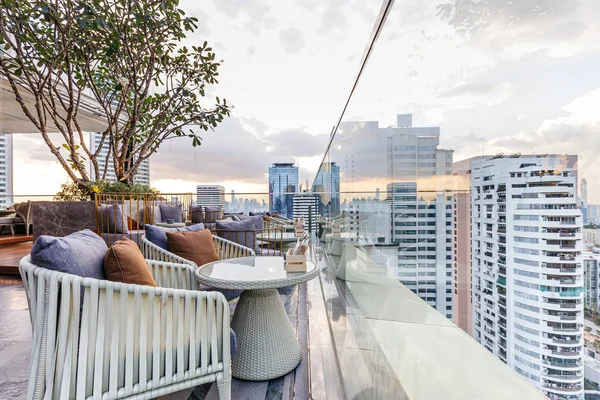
<box><xmin>10</xmin><ymin>0</ymin><xmax>600</xmax><ymax>202</ymax></box>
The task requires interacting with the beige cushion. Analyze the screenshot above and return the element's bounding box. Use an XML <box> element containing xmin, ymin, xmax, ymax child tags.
<box><xmin>166</xmin><ymin>229</ymin><xmax>218</xmax><ymax>267</ymax></box>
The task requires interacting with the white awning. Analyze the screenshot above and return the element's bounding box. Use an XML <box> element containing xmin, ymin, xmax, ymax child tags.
<box><xmin>0</xmin><ymin>76</ymin><xmax>114</xmax><ymax>134</ymax></box>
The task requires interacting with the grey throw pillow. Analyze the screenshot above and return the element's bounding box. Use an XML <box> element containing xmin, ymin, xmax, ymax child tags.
<box><xmin>204</xmin><ymin>206</ymin><xmax>222</xmax><ymax>223</ymax></box>
<box><xmin>216</xmin><ymin>218</ymin><xmax>256</xmax><ymax>251</ymax></box>
<box><xmin>159</xmin><ymin>204</ymin><xmax>183</xmax><ymax>223</ymax></box>
<box><xmin>240</xmin><ymin>215</ymin><xmax>265</xmax><ymax>230</ymax></box>
<box><xmin>144</xmin><ymin>223</ymin><xmax>204</xmax><ymax>250</ymax></box>
<box><xmin>98</xmin><ymin>204</ymin><xmax>129</xmax><ymax>234</ymax></box>
<box><xmin>30</xmin><ymin>229</ymin><xmax>108</xmax><ymax>279</ymax></box>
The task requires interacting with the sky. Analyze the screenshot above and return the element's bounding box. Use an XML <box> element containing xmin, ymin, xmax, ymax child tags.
<box><xmin>10</xmin><ymin>0</ymin><xmax>600</xmax><ymax>202</ymax></box>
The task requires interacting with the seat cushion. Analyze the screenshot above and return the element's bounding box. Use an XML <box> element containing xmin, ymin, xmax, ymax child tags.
<box><xmin>98</xmin><ymin>204</ymin><xmax>129</xmax><ymax>234</ymax></box>
<box><xmin>30</xmin><ymin>229</ymin><xmax>107</xmax><ymax>279</ymax></box>
<box><xmin>0</xmin><ymin>217</ymin><xmax>15</xmax><ymax>224</ymax></box>
<box><xmin>159</xmin><ymin>204</ymin><xmax>183</xmax><ymax>223</ymax></box>
<box><xmin>101</xmin><ymin>230</ymin><xmax>145</xmax><ymax>246</ymax></box>
<box><xmin>144</xmin><ymin>223</ymin><xmax>204</xmax><ymax>250</ymax></box>
<box><xmin>104</xmin><ymin>238</ymin><xmax>157</xmax><ymax>287</ymax></box>
<box><xmin>230</xmin><ymin>328</ymin><xmax>238</xmax><ymax>358</ymax></box>
<box><xmin>166</xmin><ymin>229</ymin><xmax>218</xmax><ymax>267</ymax></box>
<box><xmin>216</xmin><ymin>218</ymin><xmax>256</xmax><ymax>250</ymax></box>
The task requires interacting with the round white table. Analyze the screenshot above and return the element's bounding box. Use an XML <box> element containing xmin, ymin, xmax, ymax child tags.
<box><xmin>195</xmin><ymin>256</ymin><xmax>318</xmax><ymax>381</ymax></box>
<box><xmin>155</xmin><ymin>222</ymin><xmax>186</xmax><ymax>228</ymax></box>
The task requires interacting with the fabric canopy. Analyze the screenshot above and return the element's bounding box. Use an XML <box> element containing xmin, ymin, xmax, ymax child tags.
<box><xmin>0</xmin><ymin>76</ymin><xmax>115</xmax><ymax>134</ymax></box>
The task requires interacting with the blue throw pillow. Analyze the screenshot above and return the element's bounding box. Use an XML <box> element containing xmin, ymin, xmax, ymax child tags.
<box><xmin>159</xmin><ymin>204</ymin><xmax>183</xmax><ymax>223</ymax></box>
<box><xmin>216</xmin><ymin>218</ymin><xmax>256</xmax><ymax>251</ymax></box>
<box><xmin>144</xmin><ymin>223</ymin><xmax>204</xmax><ymax>250</ymax></box>
<box><xmin>30</xmin><ymin>229</ymin><xmax>108</xmax><ymax>279</ymax></box>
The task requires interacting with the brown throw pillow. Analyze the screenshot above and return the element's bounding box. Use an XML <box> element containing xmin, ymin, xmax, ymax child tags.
<box><xmin>166</xmin><ymin>229</ymin><xmax>219</xmax><ymax>267</ymax></box>
<box><xmin>104</xmin><ymin>238</ymin><xmax>157</xmax><ymax>287</ymax></box>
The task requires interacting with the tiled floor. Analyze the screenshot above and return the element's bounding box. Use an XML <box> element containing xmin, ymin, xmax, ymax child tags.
<box><xmin>0</xmin><ymin>283</ymin><xmax>310</xmax><ymax>400</ymax></box>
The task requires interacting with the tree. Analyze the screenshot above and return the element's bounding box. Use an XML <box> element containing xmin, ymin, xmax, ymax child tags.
<box><xmin>0</xmin><ymin>0</ymin><xmax>230</xmax><ymax>185</ymax></box>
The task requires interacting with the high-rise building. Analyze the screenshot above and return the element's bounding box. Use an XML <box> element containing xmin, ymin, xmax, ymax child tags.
<box><xmin>196</xmin><ymin>185</ymin><xmax>225</xmax><ymax>209</ymax></box>
<box><xmin>0</xmin><ymin>134</ymin><xmax>13</xmax><ymax>208</ymax></box>
<box><xmin>312</xmin><ymin>162</ymin><xmax>340</xmax><ymax>217</ymax></box>
<box><xmin>470</xmin><ymin>154</ymin><xmax>583</xmax><ymax>399</ymax></box>
<box><xmin>89</xmin><ymin>132</ymin><xmax>150</xmax><ymax>185</ymax></box>
<box><xmin>584</xmin><ymin>251</ymin><xmax>600</xmax><ymax>311</ymax></box>
<box><xmin>269</xmin><ymin>163</ymin><xmax>298</xmax><ymax>218</ymax></box>
<box><xmin>292</xmin><ymin>192</ymin><xmax>318</xmax><ymax>232</ymax></box>
<box><xmin>451</xmin><ymin>156</ymin><xmax>488</xmax><ymax>334</ymax></box>
<box><xmin>384</xmin><ymin>114</ymin><xmax>453</xmax><ymax>180</ymax></box>
<box><xmin>388</xmin><ymin>182</ymin><xmax>454</xmax><ymax>318</ymax></box>
<box><xmin>581</xmin><ymin>178</ymin><xmax>588</xmax><ymax>205</ymax></box>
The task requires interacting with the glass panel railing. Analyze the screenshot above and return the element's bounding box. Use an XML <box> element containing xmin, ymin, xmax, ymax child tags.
<box><xmin>310</xmin><ymin>0</ymin><xmax>594</xmax><ymax>398</ymax></box>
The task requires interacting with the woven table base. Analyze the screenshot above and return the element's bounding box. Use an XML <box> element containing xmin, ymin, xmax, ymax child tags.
<box><xmin>231</xmin><ymin>288</ymin><xmax>302</xmax><ymax>380</ymax></box>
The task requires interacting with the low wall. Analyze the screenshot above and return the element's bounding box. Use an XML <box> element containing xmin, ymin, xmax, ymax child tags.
<box><xmin>32</xmin><ymin>201</ymin><xmax>96</xmax><ymax>240</ymax></box>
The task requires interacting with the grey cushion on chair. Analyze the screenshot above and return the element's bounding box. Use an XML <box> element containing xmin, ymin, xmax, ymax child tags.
<box><xmin>98</xmin><ymin>204</ymin><xmax>129</xmax><ymax>234</ymax></box>
<box><xmin>30</xmin><ymin>229</ymin><xmax>108</xmax><ymax>279</ymax></box>
<box><xmin>144</xmin><ymin>223</ymin><xmax>204</xmax><ymax>250</ymax></box>
<box><xmin>216</xmin><ymin>218</ymin><xmax>256</xmax><ymax>251</ymax></box>
<box><xmin>239</xmin><ymin>214</ymin><xmax>264</xmax><ymax>230</ymax></box>
<box><xmin>159</xmin><ymin>205</ymin><xmax>183</xmax><ymax>223</ymax></box>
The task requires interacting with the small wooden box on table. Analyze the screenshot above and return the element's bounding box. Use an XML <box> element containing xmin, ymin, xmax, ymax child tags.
<box><xmin>285</xmin><ymin>249</ymin><xmax>307</xmax><ymax>272</ymax></box>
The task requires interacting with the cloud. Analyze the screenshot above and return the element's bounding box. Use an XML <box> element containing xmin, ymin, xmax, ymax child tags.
<box><xmin>450</xmin><ymin>87</ymin><xmax>600</xmax><ymax>200</ymax></box>
<box><xmin>279</xmin><ymin>27</ymin><xmax>306</xmax><ymax>54</ymax></box>
<box><xmin>439</xmin><ymin>81</ymin><xmax>517</xmax><ymax>106</ymax></box>
<box><xmin>213</xmin><ymin>0</ymin><xmax>272</xmax><ymax>35</ymax></box>
<box><xmin>150</xmin><ymin>115</ymin><xmax>328</xmax><ymax>187</ymax></box>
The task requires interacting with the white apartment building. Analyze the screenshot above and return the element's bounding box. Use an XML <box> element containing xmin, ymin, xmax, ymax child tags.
<box><xmin>0</xmin><ymin>134</ymin><xmax>13</xmax><ymax>208</ymax></box>
<box><xmin>584</xmin><ymin>251</ymin><xmax>600</xmax><ymax>311</ymax></box>
<box><xmin>196</xmin><ymin>185</ymin><xmax>225</xmax><ymax>209</ymax></box>
<box><xmin>471</xmin><ymin>155</ymin><xmax>583</xmax><ymax>399</ymax></box>
<box><xmin>89</xmin><ymin>132</ymin><xmax>150</xmax><ymax>185</ymax></box>
<box><xmin>292</xmin><ymin>192</ymin><xmax>318</xmax><ymax>232</ymax></box>
<box><xmin>388</xmin><ymin>182</ymin><xmax>454</xmax><ymax>319</ymax></box>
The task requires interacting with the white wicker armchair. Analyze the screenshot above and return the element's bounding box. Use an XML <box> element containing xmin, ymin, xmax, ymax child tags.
<box><xmin>19</xmin><ymin>255</ymin><xmax>232</xmax><ymax>400</ymax></box>
<box><xmin>140</xmin><ymin>234</ymin><xmax>255</xmax><ymax>267</ymax></box>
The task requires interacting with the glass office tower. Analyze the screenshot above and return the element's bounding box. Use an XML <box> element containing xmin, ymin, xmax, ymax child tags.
<box><xmin>268</xmin><ymin>163</ymin><xmax>298</xmax><ymax>218</ymax></box>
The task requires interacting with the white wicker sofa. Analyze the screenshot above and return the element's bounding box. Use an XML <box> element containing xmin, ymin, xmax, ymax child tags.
<box><xmin>140</xmin><ymin>234</ymin><xmax>255</xmax><ymax>267</ymax></box>
<box><xmin>19</xmin><ymin>256</ymin><xmax>232</xmax><ymax>400</ymax></box>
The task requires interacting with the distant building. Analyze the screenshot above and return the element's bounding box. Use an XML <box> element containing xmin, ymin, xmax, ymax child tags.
<box><xmin>89</xmin><ymin>132</ymin><xmax>150</xmax><ymax>185</ymax></box>
<box><xmin>292</xmin><ymin>192</ymin><xmax>318</xmax><ymax>232</ymax></box>
<box><xmin>269</xmin><ymin>163</ymin><xmax>298</xmax><ymax>218</ymax></box>
<box><xmin>348</xmin><ymin>198</ymin><xmax>391</xmax><ymax>244</ymax></box>
<box><xmin>196</xmin><ymin>185</ymin><xmax>225</xmax><ymax>209</ymax></box>
<box><xmin>585</xmin><ymin>227</ymin><xmax>600</xmax><ymax>246</ymax></box>
<box><xmin>0</xmin><ymin>134</ymin><xmax>13</xmax><ymax>208</ymax></box>
<box><xmin>388</xmin><ymin>181</ymin><xmax>454</xmax><ymax>318</ymax></box>
<box><xmin>584</xmin><ymin>251</ymin><xmax>600</xmax><ymax>310</ymax></box>
<box><xmin>312</xmin><ymin>162</ymin><xmax>340</xmax><ymax>218</ymax></box>
<box><xmin>581</xmin><ymin>178</ymin><xmax>588</xmax><ymax>205</ymax></box>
